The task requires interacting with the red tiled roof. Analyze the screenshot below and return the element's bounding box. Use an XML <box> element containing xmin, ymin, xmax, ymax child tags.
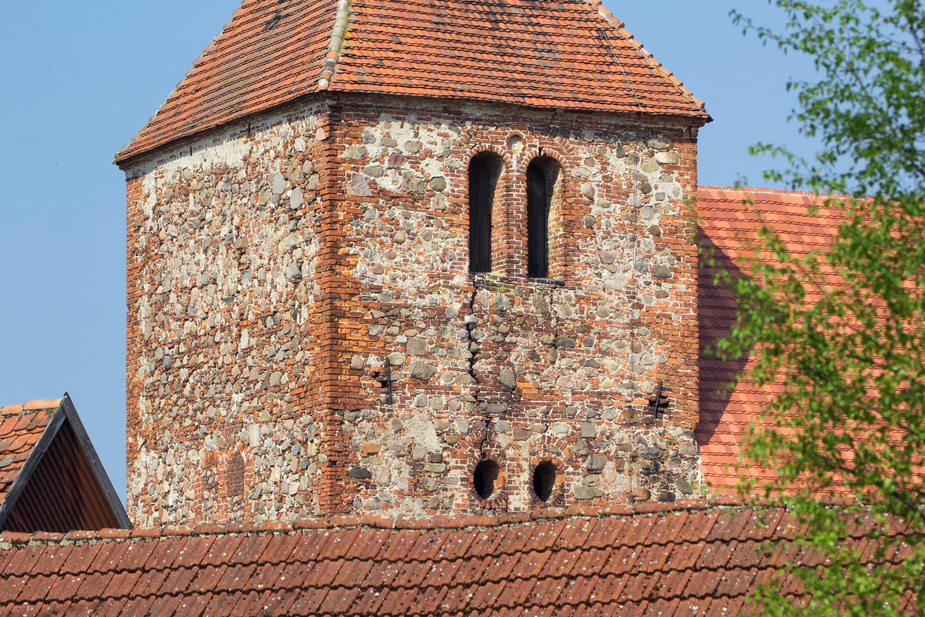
<box><xmin>0</xmin><ymin>400</ymin><xmax>61</xmax><ymax>508</ymax></box>
<box><xmin>0</xmin><ymin>397</ymin><xmax>132</xmax><ymax>533</ymax></box>
<box><xmin>696</xmin><ymin>187</ymin><xmax>850</xmax><ymax>495</ymax></box>
<box><xmin>0</xmin><ymin>503</ymin><xmax>915</xmax><ymax>615</ymax></box>
<box><xmin>115</xmin><ymin>0</ymin><xmax>709</xmax><ymax>163</ymax></box>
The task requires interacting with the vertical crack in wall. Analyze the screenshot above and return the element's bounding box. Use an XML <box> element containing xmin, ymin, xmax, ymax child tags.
<box><xmin>466</xmin><ymin>287</ymin><xmax>490</xmax><ymax>456</ymax></box>
<box><xmin>541</xmin><ymin>284</ymin><xmax>562</xmax><ymax>440</ymax></box>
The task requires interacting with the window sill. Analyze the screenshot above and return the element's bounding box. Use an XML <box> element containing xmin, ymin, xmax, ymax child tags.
<box><xmin>529</xmin><ymin>277</ymin><xmax>565</xmax><ymax>287</ymax></box>
<box><xmin>468</xmin><ymin>273</ymin><xmax>566</xmax><ymax>289</ymax></box>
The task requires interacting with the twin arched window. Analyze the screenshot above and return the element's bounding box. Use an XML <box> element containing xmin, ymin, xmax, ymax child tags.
<box><xmin>469</xmin><ymin>153</ymin><xmax>560</xmax><ymax>278</ymax></box>
<box><xmin>526</xmin><ymin>157</ymin><xmax>559</xmax><ymax>278</ymax></box>
<box><xmin>468</xmin><ymin>153</ymin><xmax>502</xmax><ymax>273</ymax></box>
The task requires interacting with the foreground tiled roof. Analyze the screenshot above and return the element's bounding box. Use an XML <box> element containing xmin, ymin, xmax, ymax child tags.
<box><xmin>115</xmin><ymin>0</ymin><xmax>709</xmax><ymax>163</ymax></box>
<box><xmin>0</xmin><ymin>400</ymin><xmax>61</xmax><ymax>508</ymax></box>
<box><xmin>696</xmin><ymin>187</ymin><xmax>850</xmax><ymax>495</ymax></box>
<box><xmin>0</xmin><ymin>502</ymin><xmax>916</xmax><ymax>616</ymax></box>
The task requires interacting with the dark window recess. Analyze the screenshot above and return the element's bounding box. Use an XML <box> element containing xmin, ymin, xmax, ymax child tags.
<box><xmin>468</xmin><ymin>153</ymin><xmax>502</xmax><ymax>273</ymax></box>
<box><xmin>648</xmin><ymin>380</ymin><xmax>670</xmax><ymax>420</ymax></box>
<box><xmin>473</xmin><ymin>459</ymin><xmax>499</xmax><ymax>500</ymax></box>
<box><xmin>526</xmin><ymin>158</ymin><xmax>559</xmax><ymax>278</ymax></box>
<box><xmin>533</xmin><ymin>461</ymin><xmax>557</xmax><ymax>502</ymax></box>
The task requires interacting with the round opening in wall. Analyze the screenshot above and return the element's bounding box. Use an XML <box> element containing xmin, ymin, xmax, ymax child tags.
<box><xmin>533</xmin><ymin>461</ymin><xmax>557</xmax><ymax>502</ymax></box>
<box><xmin>473</xmin><ymin>460</ymin><xmax>499</xmax><ymax>500</ymax></box>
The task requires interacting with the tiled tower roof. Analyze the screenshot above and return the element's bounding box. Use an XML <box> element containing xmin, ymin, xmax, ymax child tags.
<box><xmin>115</xmin><ymin>0</ymin><xmax>710</xmax><ymax>163</ymax></box>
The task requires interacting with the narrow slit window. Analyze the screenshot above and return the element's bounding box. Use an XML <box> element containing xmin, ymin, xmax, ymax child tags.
<box><xmin>468</xmin><ymin>153</ymin><xmax>502</xmax><ymax>273</ymax></box>
<box><xmin>526</xmin><ymin>157</ymin><xmax>559</xmax><ymax>278</ymax></box>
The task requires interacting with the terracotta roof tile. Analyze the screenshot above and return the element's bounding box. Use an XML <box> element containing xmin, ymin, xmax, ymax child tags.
<box><xmin>0</xmin><ymin>575</ymin><xmax>27</xmax><ymax>604</ymax></box>
<box><xmin>146</xmin><ymin>594</ymin><xmax>186</xmax><ymax>617</ymax></box>
<box><xmin>171</xmin><ymin>535</ymin><xmax>215</xmax><ymax>569</ymax></box>
<box><xmin>621</xmin><ymin>514</ymin><xmax>658</xmax><ymax>547</ymax></box>
<box><xmin>115</xmin><ymin>0</ymin><xmax>709</xmax><ymax>163</ymax></box>
<box><xmin>144</xmin><ymin>535</ymin><xmax>189</xmax><ymax>571</ymax></box>
<box><xmin>645</xmin><ymin>511</ymin><xmax>687</xmax><ymax>547</ymax></box>
<box><xmin>255</xmin><ymin>532</ymin><xmax>298</xmax><ymax>565</ymax></box>
<box><xmin>0</xmin><ymin>400</ymin><xmax>60</xmax><ymax>510</ymax></box>
<box><xmin>495</xmin><ymin>574</ymin><xmax>535</xmax><ymax>607</ymax></box>
<box><xmin>199</xmin><ymin>533</ymin><xmax>243</xmax><ymax>567</ymax></box>
<box><xmin>570</xmin><ymin>547</ymin><xmax>612</xmax><ymax>579</ymax></box>
<box><xmin>187</xmin><ymin>563</ymin><xmax>227</xmax><ymax>595</ymax></box>
<box><xmin>574</xmin><ymin>518</ymin><xmax>615</xmax><ymax>551</ymax></box>
<box><xmin>515</xmin><ymin>548</ymin><xmax>554</xmax><ymax>580</ymax></box>
<box><xmin>174</xmin><ymin>593</ymin><xmax>212</xmax><ymax>616</ymax></box>
<box><xmin>425</xmin><ymin>554</ymin><xmax>463</xmax><ymax>588</ymax></box>
<box><xmin>667</xmin><ymin>541</ymin><xmax>705</xmax><ymax>574</ymax></box>
<box><xmin>287</xmin><ymin>586</ymin><xmax>329</xmax><ymax>614</ymax></box>
<box><xmin>697</xmin><ymin>188</ymin><xmax>861</xmax><ymax>497</ymax></box>
<box><xmin>0</xmin><ymin>504</ymin><xmax>916</xmax><ymax>615</ymax></box>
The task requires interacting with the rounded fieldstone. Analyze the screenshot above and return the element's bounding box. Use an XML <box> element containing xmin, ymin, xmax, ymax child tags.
<box><xmin>346</xmin><ymin>174</ymin><xmax>372</xmax><ymax>197</ymax></box>
<box><xmin>406</xmin><ymin>337</ymin><xmax>426</xmax><ymax>356</ymax></box>
<box><xmin>675</xmin><ymin>479</ymin><xmax>693</xmax><ymax>495</ymax></box>
<box><xmin>587</xmin><ymin>454</ymin><xmax>607</xmax><ymax>472</ymax></box>
<box><xmin>678</xmin><ymin>442</ymin><xmax>698</xmax><ymax>457</ymax></box>
<box><xmin>656</xmin><ymin>151</ymin><xmax>680</xmax><ymax>165</ymax></box>
<box><xmin>343</xmin><ymin>145</ymin><xmax>367</xmax><ymax>159</ymax></box>
<box><xmin>348</xmin><ymin>467</ymin><xmax>372</xmax><ymax>479</ymax></box>
<box><xmin>652</xmin><ymin>265</ymin><xmax>671</xmax><ymax>278</ymax></box>
<box><xmin>273</xmin><ymin>173</ymin><xmax>287</xmax><ymax>194</ymax></box>
<box><xmin>409</xmin><ymin>361</ymin><xmax>437</xmax><ymax>380</ymax></box>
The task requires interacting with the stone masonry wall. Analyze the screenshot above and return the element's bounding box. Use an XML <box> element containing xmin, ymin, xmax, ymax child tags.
<box><xmin>122</xmin><ymin>94</ymin><xmax>704</xmax><ymax>525</ymax></box>
<box><xmin>325</xmin><ymin>96</ymin><xmax>702</xmax><ymax>517</ymax></box>
<box><xmin>124</xmin><ymin>102</ymin><xmax>330</xmax><ymax>526</ymax></box>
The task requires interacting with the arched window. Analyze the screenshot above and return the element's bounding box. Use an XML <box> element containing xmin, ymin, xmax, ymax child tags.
<box><xmin>526</xmin><ymin>157</ymin><xmax>559</xmax><ymax>278</ymax></box>
<box><xmin>468</xmin><ymin>153</ymin><xmax>502</xmax><ymax>273</ymax></box>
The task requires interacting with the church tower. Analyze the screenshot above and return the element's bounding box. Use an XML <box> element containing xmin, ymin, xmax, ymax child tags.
<box><xmin>115</xmin><ymin>0</ymin><xmax>710</xmax><ymax>526</ymax></box>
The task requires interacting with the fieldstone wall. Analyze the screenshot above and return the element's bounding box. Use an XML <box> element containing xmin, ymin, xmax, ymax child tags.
<box><xmin>124</xmin><ymin>103</ymin><xmax>329</xmax><ymax>526</ymax></box>
<box><xmin>325</xmin><ymin>97</ymin><xmax>702</xmax><ymax>517</ymax></box>
<box><xmin>121</xmin><ymin>94</ymin><xmax>704</xmax><ymax>525</ymax></box>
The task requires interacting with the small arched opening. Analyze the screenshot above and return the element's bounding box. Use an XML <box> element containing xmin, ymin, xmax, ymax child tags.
<box><xmin>526</xmin><ymin>157</ymin><xmax>560</xmax><ymax>278</ymax></box>
<box><xmin>473</xmin><ymin>459</ymin><xmax>500</xmax><ymax>500</ymax></box>
<box><xmin>532</xmin><ymin>461</ymin><xmax>557</xmax><ymax>502</ymax></box>
<box><xmin>468</xmin><ymin>152</ymin><xmax>503</xmax><ymax>273</ymax></box>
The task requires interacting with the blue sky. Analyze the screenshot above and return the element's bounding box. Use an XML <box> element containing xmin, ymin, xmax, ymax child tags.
<box><xmin>0</xmin><ymin>1</ymin><xmax>816</xmax><ymax>506</ymax></box>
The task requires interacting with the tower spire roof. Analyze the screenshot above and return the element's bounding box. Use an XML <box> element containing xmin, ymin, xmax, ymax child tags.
<box><xmin>116</xmin><ymin>0</ymin><xmax>709</xmax><ymax>164</ymax></box>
